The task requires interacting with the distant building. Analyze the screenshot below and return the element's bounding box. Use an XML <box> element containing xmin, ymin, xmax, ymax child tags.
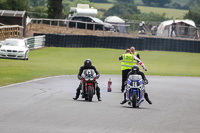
<box><xmin>0</xmin><ymin>10</ymin><xmax>27</xmax><ymax>36</ymax></box>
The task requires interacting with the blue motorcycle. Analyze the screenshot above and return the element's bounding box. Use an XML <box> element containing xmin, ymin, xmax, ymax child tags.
<box><xmin>125</xmin><ymin>75</ymin><xmax>147</xmax><ymax>108</ymax></box>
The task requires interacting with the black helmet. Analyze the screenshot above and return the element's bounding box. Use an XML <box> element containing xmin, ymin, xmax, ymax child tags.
<box><xmin>84</xmin><ymin>59</ymin><xmax>92</xmax><ymax>68</ymax></box>
<box><xmin>132</xmin><ymin>65</ymin><xmax>139</xmax><ymax>74</ymax></box>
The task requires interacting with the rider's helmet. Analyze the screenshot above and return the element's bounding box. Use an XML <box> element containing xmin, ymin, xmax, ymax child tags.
<box><xmin>131</xmin><ymin>65</ymin><xmax>139</xmax><ymax>74</ymax></box>
<box><xmin>84</xmin><ymin>59</ymin><xmax>92</xmax><ymax>68</ymax></box>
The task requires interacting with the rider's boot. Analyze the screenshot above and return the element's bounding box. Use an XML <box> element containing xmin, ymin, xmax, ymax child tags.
<box><xmin>73</xmin><ymin>87</ymin><xmax>81</xmax><ymax>100</ymax></box>
<box><xmin>120</xmin><ymin>100</ymin><xmax>127</xmax><ymax>104</ymax></box>
<box><xmin>96</xmin><ymin>93</ymin><xmax>102</xmax><ymax>101</ymax></box>
<box><xmin>96</xmin><ymin>86</ymin><xmax>102</xmax><ymax>101</ymax></box>
<box><xmin>97</xmin><ymin>94</ymin><xmax>102</xmax><ymax>101</ymax></box>
<box><xmin>73</xmin><ymin>93</ymin><xmax>79</xmax><ymax>100</ymax></box>
<box><xmin>144</xmin><ymin>93</ymin><xmax>152</xmax><ymax>104</ymax></box>
<box><xmin>98</xmin><ymin>97</ymin><xmax>102</xmax><ymax>101</ymax></box>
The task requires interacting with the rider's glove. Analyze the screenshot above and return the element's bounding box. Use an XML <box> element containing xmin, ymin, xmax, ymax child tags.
<box><xmin>144</xmin><ymin>79</ymin><xmax>148</xmax><ymax>84</ymax></box>
<box><xmin>96</xmin><ymin>74</ymin><xmax>100</xmax><ymax>79</ymax></box>
<box><xmin>78</xmin><ymin>75</ymin><xmax>82</xmax><ymax>80</ymax></box>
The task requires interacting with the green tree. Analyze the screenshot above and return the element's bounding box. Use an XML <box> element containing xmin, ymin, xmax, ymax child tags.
<box><xmin>47</xmin><ymin>0</ymin><xmax>63</xmax><ymax>19</ymax></box>
<box><xmin>29</xmin><ymin>0</ymin><xmax>45</xmax><ymax>7</ymax></box>
<box><xmin>28</xmin><ymin>6</ymin><xmax>48</xmax><ymax>18</ymax></box>
<box><xmin>104</xmin><ymin>0</ymin><xmax>140</xmax><ymax>19</ymax></box>
<box><xmin>135</xmin><ymin>12</ymin><xmax>169</xmax><ymax>22</ymax></box>
<box><xmin>89</xmin><ymin>0</ymin><xmax>108</xmax><ymax>3</ymax></box>
<box><xmin>0</xmin><ymin>0</ymin><xmax>6</xmax><ymax>9</ymax></box>
<box><xmin>142</xmin><ymin>0</ymin><xmax>171</xmax><ymax>7</ymax></box>
<box><xmin>184</xmin><ymin>4</ymin><xmax>200</xmax><ymax>24</ymax></box>
<box><xmin>142</xmin><ymin>0</ymin><xmax>151</xmax><ymax>6</ymax></box>
<box><xmin>0</xmin><ymin>0</ymin><xmax>29</xmax><ymax>10</ymax></box>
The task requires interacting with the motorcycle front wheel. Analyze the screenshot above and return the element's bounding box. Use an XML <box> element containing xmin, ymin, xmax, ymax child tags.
<box><xmin>88</xmin><ymin>86</ymin><xmax>93</xmax><ymax>102</ymax></box>
<box><xmin>132</xmin><ymin>91</ymin><xmax>137</xmax><ymax>108</ymax></box>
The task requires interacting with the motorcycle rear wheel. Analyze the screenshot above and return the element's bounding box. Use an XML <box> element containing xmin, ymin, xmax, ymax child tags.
<box><xmin>88</xmin><ymin>86</ymin><xmax>93</xmax><ymax>102</ymax></box>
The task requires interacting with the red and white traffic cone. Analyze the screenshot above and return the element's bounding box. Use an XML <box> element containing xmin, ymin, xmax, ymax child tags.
<box><xmin>107</xmin><ymin>78</ymin><xmax>112</xmax><ymax>92</ymax></box>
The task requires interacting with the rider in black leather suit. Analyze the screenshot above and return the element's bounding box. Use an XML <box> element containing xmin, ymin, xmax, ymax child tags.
<box><xmin>73</xmin><ymin>59</ymin><xmax>101</xmax><ymax>101</ymax></box>
<box><xmin>120</xmin><ymin>65</ymin><xmax>152</xmax><ymax>105</ymax></box>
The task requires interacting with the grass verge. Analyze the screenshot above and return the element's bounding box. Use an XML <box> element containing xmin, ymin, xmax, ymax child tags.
<box><xmin>0</xmin><ymin>47</ymin><xmax>200</xmax><ymax>87</ymax></box>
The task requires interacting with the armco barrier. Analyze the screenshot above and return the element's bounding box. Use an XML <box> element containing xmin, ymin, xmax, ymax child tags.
<box><xmin>34</xmin><ymin>33</ymin><xmax>200</xmax><ymax>53</ymax></box>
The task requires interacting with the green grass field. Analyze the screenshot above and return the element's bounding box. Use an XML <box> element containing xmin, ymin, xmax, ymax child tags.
<box><xmin>137</xmin><ymin>6</ymin><xmax>188</xmax><ymax>19</ymax></box>
<box><xmin>92</xmin><ymin>3</ymin><xmax>113</xmax><ymax>10</ymax></box>
<box><xmin>92</xmin><ymin>3</ymin><xmax>188</xmax><ymax>19</ymax></box>
<box><xmin>107</xmin><ymin>0</ymin><xmax>190</xmax><ymax>5</ymax></box>
<box><xmin>0</xmin><ymin>47</ymin><xmax>200</xmax><ymax>87</ymax></box>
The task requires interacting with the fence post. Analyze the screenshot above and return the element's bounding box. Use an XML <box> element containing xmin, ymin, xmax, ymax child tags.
<box><xmin>93</xmin><ymin>23</ymin><xmax>95</xmax><ymax>31</ymax></box>
<box><xmin>57</xmin><ymin>20</ymin><xmax>59</xmax><ymax>26</ymax></box>
<box><xmin>85</xmin><ymin>23</ymin><xmax>87</xmax><ymax>33</ymax></box>
<box><xmin>75</xmin><ymin>22</ymin><xmax>77</xmax><ymax>28</ymax></box>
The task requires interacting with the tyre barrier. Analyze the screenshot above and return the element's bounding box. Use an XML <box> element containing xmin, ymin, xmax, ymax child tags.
<box><xmin>34</xmin><ymin>33</ymin><xmax>200</xmax><ymax>53</ymax></box>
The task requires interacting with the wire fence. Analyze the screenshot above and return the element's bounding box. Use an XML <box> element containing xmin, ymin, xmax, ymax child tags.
<box><xmin>29</xmin><ymin>18</ymin><xmax>200</xmax><ymax>40</ymax></box>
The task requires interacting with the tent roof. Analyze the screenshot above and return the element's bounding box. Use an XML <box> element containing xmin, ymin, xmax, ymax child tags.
<box><xmin>104</xmin><ymin>16</ymin><xmax>125</xmax><ymax>23</ymax></box>
<box><xmin>159</xmin><ymin>19</ymin><xmax>196</xmax><ymax>27</ymax></box>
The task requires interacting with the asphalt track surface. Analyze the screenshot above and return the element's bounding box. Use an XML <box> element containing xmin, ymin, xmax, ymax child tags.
<box><xmin>0</xmin><ymin>75</ymin><xmax>200</xmax><ymax>133</ymax></box>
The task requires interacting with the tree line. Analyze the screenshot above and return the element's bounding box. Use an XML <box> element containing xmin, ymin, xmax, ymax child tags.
<box><xmin>91</xmin><ymin>0</ymin><xmax>199</xmax><ymax>10</ymax></box>
<box><xmin>0</xmin><ymin>0</ymin><xmax>200</xmax><ymax>24</ymax></box>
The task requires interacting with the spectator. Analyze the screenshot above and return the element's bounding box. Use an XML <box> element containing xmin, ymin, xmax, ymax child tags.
<box><xmin>151</xmin><ymin>25</ymin><xmax>158</xmax><ymax>35</ymax></box>
<box><xmin>139</xmin><ymin>21</ymin><xmax>146</xmax><ymax>34</ymax></box>
<box><xmin>171</xmin><ymin>20</ymin><xmax>177</xmax><ymax>37</ymax></box>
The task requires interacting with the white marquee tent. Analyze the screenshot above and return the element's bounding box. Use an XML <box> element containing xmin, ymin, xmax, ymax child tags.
<box><xmin>104</xmin><ymin>16</ymin><xmax>126</xmax><ymax>33</ymax></box>
<box><xmin>157</xmin><ymin>19</ymin><xmax>199</xmax><ymax>39</ymax></box>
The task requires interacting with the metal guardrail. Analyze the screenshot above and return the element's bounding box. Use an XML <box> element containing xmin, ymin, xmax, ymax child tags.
<box><xmin>0</xmin><ymin>25</ymin><xmax>23</xmax><ymax>40</ymax></box>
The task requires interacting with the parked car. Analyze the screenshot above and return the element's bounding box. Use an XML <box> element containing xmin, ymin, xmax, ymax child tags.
<box><xmin>67</xmin><ymin>16</ymin><xmax>115</xmax><ymax>31</ymax></box>
<box><xmin>0</xmin><ymin>38</ymin><xmax>29</xmax><ymax>60</ymax></box>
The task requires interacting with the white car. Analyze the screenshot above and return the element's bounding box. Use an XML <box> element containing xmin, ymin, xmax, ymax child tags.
<box><xmin>0</xmin><ymin>38</ymin><xmax>29</xmax><ymax>60</ymax></box>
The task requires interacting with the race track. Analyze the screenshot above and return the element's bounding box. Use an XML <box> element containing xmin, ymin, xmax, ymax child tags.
<box><xmin>0</xmin><ymin>75</ymin><xmax>200</xmax><ymax>133</ymax></box>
